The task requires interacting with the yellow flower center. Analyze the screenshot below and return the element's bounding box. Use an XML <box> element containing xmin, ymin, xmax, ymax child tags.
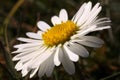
<box><xmin>42</xmin><ymin>20</ymin><xmax>79</xmax><ymax>47</ymax></box>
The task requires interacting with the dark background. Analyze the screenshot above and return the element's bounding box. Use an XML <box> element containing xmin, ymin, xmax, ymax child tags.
<box><xmin>0</xmin><ymin>0</ymin><xmax>120</xmax><ymax>80</ymax></box>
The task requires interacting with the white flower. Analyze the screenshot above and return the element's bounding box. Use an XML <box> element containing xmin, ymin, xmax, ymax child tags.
<box><xmin>12</xmin><ymin>1</ymin><xmax>111</xmax><ymax>78</ymax></box>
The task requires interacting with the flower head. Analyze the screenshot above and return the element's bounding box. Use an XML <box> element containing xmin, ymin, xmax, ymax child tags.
<box><xmin>12</xmin><ymin>1</ymin><xmax>110</xmax><ymax>78</ymax></box>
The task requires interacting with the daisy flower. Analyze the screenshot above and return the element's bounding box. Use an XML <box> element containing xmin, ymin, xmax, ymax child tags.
<box><xmin>12</xmin><ymin>1</ymin><xmax>111</xmax><ymax>78</ymax></box>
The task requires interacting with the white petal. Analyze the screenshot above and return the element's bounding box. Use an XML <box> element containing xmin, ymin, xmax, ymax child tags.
<box><xmin>63</xmin><ymin>43</ymin><xmax>79</xmax><ymax>62</ymax></box>
<box><xmin>81</xmin><ymin>6</ymin><xmax>102</xmax><ymax>28</ymax></box>
<box><xmin>37</xmin><ymin>31</ymin><xmax>43</xmax><ymax>38</ymax></box>
<box><xmin>90</xmin><ymin>3</ymin><xmax>100</xmax><ymax>14</ymax></box>
<box><xmin>92</xmin><ymin>26</ymin><xmax>110</xmax><ymax>31</ymax></box>
<box><xmin>12</xmin><ymin>56</ymin><xmax>20</xmax><ymax>61</ymax></box>
<box><xmin>12</xmin><ymin>44</ymin><xmax>42</xmax><ymax>53</ymax></box>
<box><xmin>59</xmin><ymin>9</ymin><xmax>68</xmax><ymax>22</ymax></box>
<box><xmin>30</xmin><ymin>48</ymin><xmax>54</xmax><ymax>68</ymax></box>
<box><xmin>45</xmin><ymin>54</ymin><xmax>54</xmax><ymax>77</ymax></box>
<box><xmin>95</xmin><ymin>18</ymin><xmax>111</xmax><ymax>29</ymax></box>
<box><xmin>38</xmin><ymin>53</ymin><xmax>54</xmax><ymax>78</ymax></box>
<box><xmin>77</xmin><ymin>25</ymin><xmax>97</xmax><ymax>36</ymax></box>
<box><xmin>72</xmin><ymin>3</ymin><xmax>86</xmax><ymax>22</ymax></box>
<box><xmin>13</xmin><ymin>46</ymin><xmax>47</xmax><ymax>63</ymax></box>
<box><xmin>96</xmin><ymin>20</ymin><xmax>111</xmax><ymax>25</ymax></box>
<box><xmin>21</xmin><ymin>68</ymin><xmax>29</xmax><ymax>77</ymax></box>
<box><xmin>26</xmin><ymin>32</ymin><xmax>41</xmax><ymax>39</ymax></box>
<box><xmin>86</xmin><ymin>3</ymin><xmax>100</xmax><ymax>22</ymax></box>
<box><xmin>62</xmin><ymin>48</ymin><xmax>75</xmax><ymax>74</ymax></box>
<box><xmin>68</xmin><ymin>42</ymin><xmax>89</xmax><ymax>57</ymax></box>
<box><xmin>30</xmin><ymin>67</ymin><xmax>39</xmax><ymax>78</ymax></box>
<box><xmin>77</xmin><ymin>1</ymin><xmax>92</xmax><ymax>26</ymax></box>
<box><xmin>20</xmin><ymin>46</ymin><xmax>47</xmax><ymax>63</ymax></box>
<box><xmin>13</xmin><ymin>47</ymin><xmax>39</xmax><ymax>58</ymax></box>
<box><xmin>17</xmin><ymin>37</ymin><xmax>41</xmax><ymax>43</ymax></box>
<box><xmin>95</xmin><ymin>18</ymin><xmax>110</xmax><ymax>23</ymax></box>
<box><xmin>72</xmin><ymin>40</ymin><xmax>101</xmax><ymax>48</ymax></box>
<box><xmin>51</xmin><ymin>16</ymin><xmax>61</xmax><ymax>25</ymax></box>
<box><xmin>13</xmin><ymin>42</ymin><xmax>41</xmax><ymax>49</ymax></box>
<box><xmin>81</xmin><ymin>36</ymin><xmax>104</xmax><ymax>44</ymax></box>
<box><xmin>20</xmin><ymin>61</ymin><xmax>31</xmax><ymax>73</ymax></box>
<box><xmin>71</xmin><ymin>36</ymin><xmax>103</xmax><ymax>47</ymax></box>
<box><xmin>54</xmin><ymin>45</ymin><xmax>61</xmax><ymax>66</ymax></box>
<box><xmin>79</xmin><ymin>17</ymin><xmax>98</xmax><ymax>30</ymax></box>
<box><xmin>38</xmin><ymin>62</ymin><xmax>47</xmax><ymax>77</ymax></box>
<box><xmin>37</xmin><ymin>21</ymin><xmax>51</xmax><ymax>31</ymax></box>
<box><xmin>58</xmin><ymin>45</ymin><xmax>63</xmax><ymax>62</ymax></box>
<box><xmin>15</xmin><ymin>61</ymin><xmax>23</xmax><ymax>71</ymax></box>
<box><xmin>81</xmin><ymin>3</ymin><xmax>101</xmax><ymax>28</ymax></box>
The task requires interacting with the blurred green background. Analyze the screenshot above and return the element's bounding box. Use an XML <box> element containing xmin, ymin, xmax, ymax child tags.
<box><xmin>0</xmin><ymin>0</ymin><xmax>120</xmax><ymax>80</ymax></box>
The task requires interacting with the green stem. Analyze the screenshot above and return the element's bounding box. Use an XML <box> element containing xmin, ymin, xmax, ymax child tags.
<box><xmin>54</xmin><ymin>69</ymin><xmax>58</xmax><ymax>80</ymax></box>
<box><xmin>0</xmin><ymin>41</ymin><xmax>19</xmax><ymax>80</ymax></box>
<box><xmin>100</xmin><ymin>72</ymin><xmax>120</xmax><ymax>80</ymax></box>
<box><xmin>4</xmin><ymin>0</ymin><xmax>24</xmax><ymax>52</ymax></box>
<box><xmin>3</xmin><ymin>0</ymin><xmax>25</xmax><ymax>80</ymax></box>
